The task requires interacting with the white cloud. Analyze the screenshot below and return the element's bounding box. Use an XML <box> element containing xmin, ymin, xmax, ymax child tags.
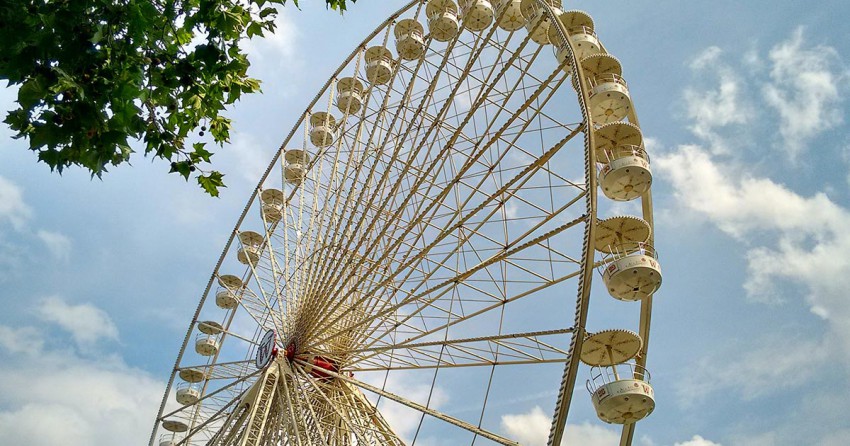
<box><xmin>500</xmin><ymin>406</ymin><xmax>619</xmax><ymax>446</ymax></box>
<box><xmin>224</xmin><ymin>131</ymin><xmax>275</xmax><ymax>186</ymax></box>
<box><xmin>675</xmin><ymin>435</ymin><xmax>723</xmax><ymax>446</ymax></box>
<box><xmin>682</xmin><ymin>29</ymin><xmax>848</xmax><ymax>160</ymax></box>
<box><xmin>35</xmin><ymin>296</ymin><xmax>119</xmax><ymax>347</ymax></box>
<box><xmin>37</xmin><ymin>229</ymin><xmax>72</xmax><ymax>261</ymax></box>
<box><xmin>0</xmin><ymin>323</ymin><xmax>163</xmax><ymax>446</ymax></box>
<box><xmin>657</xmin><ymin>29</ymin><xmax>850</xmax><ymax>446</ymax></box>
<box><xmin>0</xmin><ymin>175</ymin><xmax>32</xmax><ymax>230</ymax></box>
<box><xmin>682</xmin><ymin>47</ymin><xmax>750</xmax><ymax>154</ymax></box>
<box><xmin>243</xmin><ymin>9</ymin><xmax>300</xmax><ymax>72</ymax></box>
<box><xmin>656</xmin><ymin>145</ymin><xmax>850</xmax><ymax>361</ymax></box>
<box><xmin>677</xmin><ymin>334</ymin><xmax>828</xmax><ymax>403</ymax></box>
<box><xmin>819</xmin><ymin>430</ymin><xmax>850</xmax><ymax>446</ymax></box>
<box><xmin>0</xmin><ymin>325</ymin><xmax>44</xmax><ymax>355</ymax></box>
<box><xmin>762</xmin><ymin>27</ymin><xmax>847</xmax><ymax>157</ymax></box>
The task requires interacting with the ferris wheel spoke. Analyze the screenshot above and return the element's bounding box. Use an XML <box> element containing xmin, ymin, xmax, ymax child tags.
<box><xmin>176</xmin><ymin>359</ymin><xmax>255</xmax><ymax>381</ymax></box>
<box><xmin>304</xmin><ymin>67</ymin><xmax>568</xmax><ymax>348</ymax></box>
<box><xmin>232</xmin><ymin>288</ymin><xmax>283</xmax><ymax>339</ymax></box>
<box><xmin>358</xmin><ymin>64</ymin><xmax>568</xmax><ymax>298</ymax></box>
<box><xmin>238</xmin><ymin>244</ymin><xmax>288</xmax><ymax>338</ymax></box>
<box><xmin>353</xmin><ymin>257</ymin><xmax>587</xmax><ymax>356</ymax></box>
<box><xmin>303</xmin><ymin>19</ymin><xmax>517</xmax><ymax>314</ymax></box>
<box><xmin>293</xmin><ymin>359</ymin><xmax>519</xmax><ymax>446</ymax></box>
<box><xmin>292</xmin><ymin>366</ymin><xmax>390</xmax><ymax>445</ymax></box>
<box><xmin>277</xmin><ymin>365</ymin><xmax>310</xmax><ymax>446</ymax></box>
<box><xmin>302</xmin><ymin>39</ymin><xmax>475</xmax><ymax>310</ymax></box>
<box><xmin>160</xmin><ymin>368</ymin><xmax>261</xmax><ymax>422</ymax></box>
<box><xmin>292</xmin><ymin>83</ymin><xmax>444</xmax><ymax>334</ymax></box>
<box><xmin>347</xmin><ymin>328</ymin><xmax>573</xmax><ymax>371</ymax></box>
<box><xmin>310</xmin><ymin>129</ymin><xmax>586</xmax><ymax>351</ymax></box>
<box><xmin>171</xmin><ymin>382</ymin><xmax>254</xmax><ymax>446</ymax></box>
<box><xmin>342</xmin><ymin>384</ymin><xmax>406</xmax><ymax>445</ymax></box>
<box><xmin>259</xmin><ymin>224</ymin><xmax>289</xmax><ymax>335</ymax></box>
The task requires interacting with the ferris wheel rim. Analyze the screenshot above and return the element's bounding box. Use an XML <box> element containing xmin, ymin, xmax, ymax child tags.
<box><xmin>149</xmin><ymin>1</ymin><xmax>661</xmax><ymax>445</ymax></box>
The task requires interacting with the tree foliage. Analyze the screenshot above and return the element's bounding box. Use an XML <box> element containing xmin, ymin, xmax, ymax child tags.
<box><xmin>0</xmin><ymin>0</ymin><xmax>353</xmax><ymax>196</ymax></box>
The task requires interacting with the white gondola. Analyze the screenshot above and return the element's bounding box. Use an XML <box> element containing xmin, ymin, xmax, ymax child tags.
<box><xmin>587</xmin><ymin>362</ymin><xmax>655</xmax><ymax>424</ymax></box>
<box><xmin>494</xmin><ymin>0</ymin><xmax>524</xmax><ymax>31</ymax></box>
<box><xmin>309</xmin><ymin>112</ymin><xmax>338</xmax><ymax>148</ymax></box>
<box><xmin>427</xmin><ymin>0</ymin><xmax>460</xmax><ymax>42</ymax></box>
<box><xmin>159</xmin><ymin>436</ymin><xmax>178</xmax><ymax>446</ymax></box>
<box><xmin>581</xmin><ymin>329</ymin><xmax>655</xmax><ymax>425</ymax></box>
<box><xmin>176</xmin><ymin>382</ymin><xmax>201</xmax><ymax>405</ymax></box>
<box><xmin>599</xmin><ymin>242</ymin><xmax>662</xmax><ymax>301</ymax></box>
<box><xmin>195</xmin><ymin>333</ymin><xmax>221</xmax><ymax>356</ymax></box>
<box><xmin>284</xmin><ymin>163</ymin><xmax>307</xmax><ymax>186</ymax></box>
<box><xmin>336</xmin><ymin>77</ymin><xmax>365</xmax><ymax>114</ymax></box>
<box><xmin>215</xmin><ymin>274</ymin><xmax>242</xmax><ymax>309</ymax></box>
<box><xmin>520</xmin><ymin>0</ymin><xmax>562</xmax><ymax>45</ymax></box>
<box><xmin>215</xmin><ymin>287</ymin><xmax>240</xmax><ymax>309</ymax></box>
<box><xmin>598</xmin><ymin>145</ymin><xmax>652</xmax><ymax>201</ymax></box>
<box><xmin>395</xmin><ymin>19</ymin><xmax>426</xmax><ymax>60</ymax></box>
<box><xmin>593</xmin><ymin>120</ymin><xmax>651</xmax><ymax>200</ymax></box>
<box><xmin>580</xmin><ymin>54</ymin><xmax>632</xmax><ymax>124</ymax></box>
<box><xmin>549</xmin><ymin>10</ymin><xmax>602</xmax><ymax>71</ymax></box>
<box><xmin>260</xmin><ymin>188</ymin><xmax>284</xmax><ymax>223</ymax></box>
<box><xmin>284</xmin><ymin>148</ymin><xmax>311</xmax><ymax>165</ymax></box>
<box><xmin>460</xmin><ymin>0</ymin><xmax>494</xmax><ymax>32</ymax></box>
<box><xmin>178</xmin><ymin>367</ymin><xmax>206</xmax><ymax>383</ymax></box>
<box><xmin>237</xmin><ymin>231</ymin><xmax>263</xmax><ymax>266</ymax></box>
<box><xmin>364</xmin><ymin>46</ymin><xmax>395</xmax><ymax>85</ymax></box>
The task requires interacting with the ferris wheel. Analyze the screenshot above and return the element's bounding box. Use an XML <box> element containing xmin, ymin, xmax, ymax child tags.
<box><xmin>150</xmin><ymin>0</ymin><xmax>662</xmax><ymax>445</ymax></box>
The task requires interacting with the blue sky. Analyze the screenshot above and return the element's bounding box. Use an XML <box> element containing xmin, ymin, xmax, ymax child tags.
<box><xmin>1</xmin><ymin>1</ymin><xmax>849</xmax><ymax>445</ymax></box>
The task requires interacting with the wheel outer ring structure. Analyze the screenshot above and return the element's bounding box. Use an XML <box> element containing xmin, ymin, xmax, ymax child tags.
<box><xmin>145</xmin><ymin>1</ymin><xmax>647</xmax><ymax>445</ymax></box>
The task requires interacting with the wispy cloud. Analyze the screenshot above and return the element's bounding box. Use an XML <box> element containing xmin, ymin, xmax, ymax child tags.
<box><xmin>0</xmin><ymin>325</ymin><xmax>45</xmax><ymax>355</ymax></box>
<box><xmin>762</xmin><ymin>27</ymin><xmax>848</xmax><ymax>158</ymax></box>
<box><xmin>657</xmin><ymin>28</ymin><xmax>850</xmax><ymax>367</ymax></box>
<box><xmin>35</xmin><ymin>296</ymin><xmax>119</xmax><ymax>347</ymax></box>
<box><xmin>37</xmin><ymin>230</ymin><xmax>72</xmax><ymax>262</ymax></box>
<box><xmin>499</xmin><ymin>406</ymin><xmax>720</xmax><ymax>446</ymax></box>
<box><xmin>675</xmin><ymin>436</ymin><xmax>723</xmax><ymax>446</ymax></box>
<box><xmin>0</xmin><ymin>175</ymin><xmax>32</xmax><ymax>231</ymax></box>
<box><xmin>657</xmin><ymin>144</ymin><xmax>850</xmax><ymax>361</ymax></box>
<box><xmin>676</xmin><ymin>333</ymin><xmax>828</xmax><ymax>403</ymax></box>
<box><xmin>683</xmin><ymin>47</ymin><xmax>750</xmax><ymax>153</ymax></box>
<box><xmin>500</xmin><ymin>406</ymin><xmax>619</xmax><ymax>446</ymax></box>
<box><xmin>0</xmin><ymin>322</ymin><xmax>162</xmax><ymax>446</ymax></box>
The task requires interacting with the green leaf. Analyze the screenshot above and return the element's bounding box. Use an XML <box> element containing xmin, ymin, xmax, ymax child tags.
<box><xmin>90</xmin><ymin>24</ymin><xmax>106</xmax><ymax>44</ymax></box>
<box><xmin>246</xmin><ymin>22</ymin><xmax>264</xmax><ymax>38</ymax></box>
<box><xmin>198</xmin><ymin>171</ymin><xmax>226</xmax><ymax>197</ymax></box>
<box><xmin>191</xmin><ymin>142</ymin><xmax>213</xmax><ymax>163</ymax></box>
<box><xmin>169</xmin><ymin>160</ymin><xmax>192</xmax><ymax>179</ymax></box>
<box><xmin>17</xmin><ymin>77</ymin><xmax>47</xmax><ymax>109</ymax></box>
